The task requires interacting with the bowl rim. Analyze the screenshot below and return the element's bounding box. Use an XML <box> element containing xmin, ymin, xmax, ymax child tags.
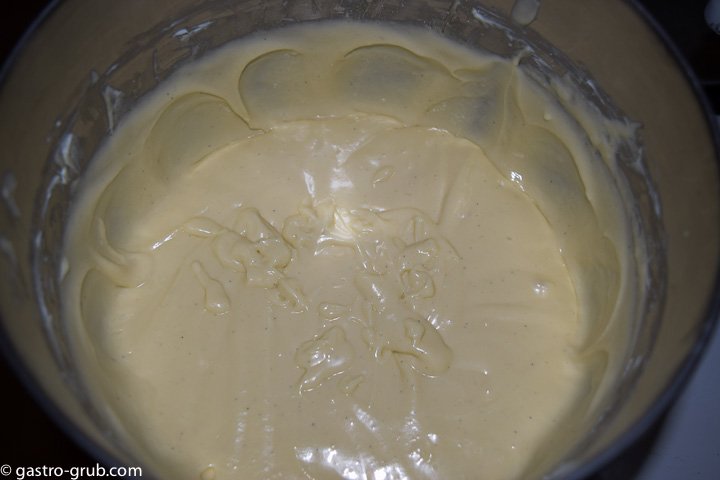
<box><xmin>559</xmin><ymin>1</ymin><xmax>720</xmax><ymax>478</ymax></box>
<box><xmin>0</xmin><ymin>0</ymin><xmax>136</xmax><ymax>473</ymax></box>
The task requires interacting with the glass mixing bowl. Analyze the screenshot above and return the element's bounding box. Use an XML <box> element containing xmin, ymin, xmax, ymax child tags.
<box><xmin>0</xmin><ymin>0</ymin><xmax>718</xmax><ymax>478</ymax></box>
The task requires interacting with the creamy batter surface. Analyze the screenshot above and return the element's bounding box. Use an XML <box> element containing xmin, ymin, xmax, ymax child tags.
<box><xmin>61</xmin><ymin>22</ymin><xmax>639</xmax><ymax>480</ymax></box>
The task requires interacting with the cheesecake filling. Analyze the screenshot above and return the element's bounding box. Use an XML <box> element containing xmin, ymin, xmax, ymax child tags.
<box><xmin>61</xmin><ymin>22</ymin><xmax>640</xmax><ymax>480</ymax></box>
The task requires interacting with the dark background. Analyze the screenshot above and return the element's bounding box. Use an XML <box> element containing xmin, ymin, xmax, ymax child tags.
<box><xmin>1</xmin><ymin>0</ymin><xmax>718</xmax><ymax>477</ymax></box>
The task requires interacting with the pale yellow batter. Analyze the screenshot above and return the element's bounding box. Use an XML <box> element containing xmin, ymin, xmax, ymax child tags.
<box><xmin>61</xmin><ymin>22</ymin><xmax>640</xmax><ymax>480</ymax></box>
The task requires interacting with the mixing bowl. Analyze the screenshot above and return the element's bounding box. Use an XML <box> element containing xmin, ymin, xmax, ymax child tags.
<box><xmin>0</xmin><ymin>0</ymin><xmax>718</xmax><ymax>478</ymax></box>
